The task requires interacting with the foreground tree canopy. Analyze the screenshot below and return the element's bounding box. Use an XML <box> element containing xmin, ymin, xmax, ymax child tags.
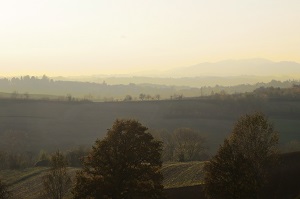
<box><xmin>73</xmin><ymin>119</ymin><xmax>164</xmax><ymax>199</ymax></box>
<box><xmin>204</xmin><ymin>112</ymin><xmax>279</xmax><ymax>199</ymax></box>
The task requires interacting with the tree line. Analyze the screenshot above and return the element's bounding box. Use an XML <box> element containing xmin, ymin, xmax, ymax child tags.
<box><xmin>0</xmin><ymin>75</ymin><xmax>299</xmax><ymax>101</ymax></box>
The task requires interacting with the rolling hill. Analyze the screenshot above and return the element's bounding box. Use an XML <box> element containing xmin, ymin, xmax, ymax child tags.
<box><xmin>0</xmin><ymin>161</ymin><xmax>205</xmax><ymax>199</ymax></box>
<box><xmin>1</xmin><ymin>151</ymin><xmax>300</xmax><ymax>199</ymax></box>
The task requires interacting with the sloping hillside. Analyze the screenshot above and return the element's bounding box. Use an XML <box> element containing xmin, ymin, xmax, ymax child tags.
<box><xmin>162</xmin><ymin>161</ymin><xmax>205</xmax><ymax>188</ymax></box>
<box><xmin>0</xmin><ymin>167</ymin><xmax>78</xmax><ymax>199</ymax></box>
<box><xmin>1</xmin><ymin>152</ymin><xmax>300</xmax><ymax>199</ymax></box>
<box><xmin>0</xmin><ymin>162</ymin><xmax>205</xmax><ymax>199</ymax></box>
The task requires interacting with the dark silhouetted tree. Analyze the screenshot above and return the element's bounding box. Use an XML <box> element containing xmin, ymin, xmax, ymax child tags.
<box><xmin>42</xmin><ymin>151</ymin><xmax>71</xmax><ymax>199</ymax></box>
<box><xmin>123</xmin><ymin>95</ymin><xmax>132</xmax><ymax>101</ymax></box>
<box><xmin>139</xmin><ymin>93</ymin><xmax>146</xmax><ymax>101</ymax></box>
<box><xmin>66</xmin><ymin>94</ymin><xmax>74</xmax><ymax>102</ymax></box>
<box><xmin>73</xmin><ymin>119</ymin><xmax>164</xmax><ymax>199</ymax></box>
<box><xmin>146</xmin><ymin>94</ymin><xmax>152</xmax><ymax>100</ymax></box>
<box><xmin>204</xmin><ymin>112</ymin><xmax>279</xmax><ymax>199</ymax></box>
<box><xmin>155</xmin><ymin>94</ymin><xmax>160</xmax><ymax>100</ymax></box>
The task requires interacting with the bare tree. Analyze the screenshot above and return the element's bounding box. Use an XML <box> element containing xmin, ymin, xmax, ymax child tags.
<box><xmin>173</xmin><ymin>128</ymin><xmax>206</xmax><ymax>162</ymax></box>
<box><xmin>155</xmin><ymin>94</ymin><xmax>160</xmax><ymax>100</ymax></box>
<box><xmin>150</xmin><ymin>128</ymin><xmax>207</xmax><ymax>162</ymax></box>
<box><xmin>139</xmin><ymin>93</ymin><xmax>146</xmax><ymax>101</ymax></box>
<box><xmin>42</xmin><ymin>151</ymin><xmax>71</xmax><ymax>199</ymax></box>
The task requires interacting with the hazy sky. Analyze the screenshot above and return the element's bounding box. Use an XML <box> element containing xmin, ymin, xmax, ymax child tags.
<box><xmin>1</xmin><ymin>0</ymin><xmax>300</xmax><ymax>76</ymax></box>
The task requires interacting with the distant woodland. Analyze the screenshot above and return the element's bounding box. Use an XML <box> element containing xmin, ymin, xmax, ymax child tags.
<box><xmin>0</xmin><ymin>75</ymin><xmax>299</xmax><ymax>101</ymax></box>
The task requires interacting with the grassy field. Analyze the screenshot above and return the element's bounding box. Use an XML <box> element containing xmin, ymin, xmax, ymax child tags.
<box><xmin>162</xmin><ymin>161</ymin><xmax>205</xmax><ymax>188</ymax></box>
<box><xmin>0</xmin><ymin>92</ymin><xmax>65</xmax><ymax>101</ymax></box>
<box><xmin>1</xmin><ymin>98</ymin><xmax>300</xmax><ymax>154</ymax></box>
<box><xmin>1</xmin><ymin>152</ymin><xmax>300</xmax><ymax>199</ymax></box>
<box><xmin>0</xmin><ymin>167</ymin><xmax>77</xmax><ymax>199</ymax></box>
<box><xmin>0</xmin><ymin>161</ymin><xmax>205</xmax><ymax>199</ymax></box>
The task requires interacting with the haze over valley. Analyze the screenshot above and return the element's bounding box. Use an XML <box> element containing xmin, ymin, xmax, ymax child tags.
<box><xmin>49</xmin><ymin>58</ymin><xmax>300</xmax><ymax>87</ymax></box>
<box><xmin>1</xmin><ymin>1</ymin><xmax>300</xmax><ymax>198</ymax></box>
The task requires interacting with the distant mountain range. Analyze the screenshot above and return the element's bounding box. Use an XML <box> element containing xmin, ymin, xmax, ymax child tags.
<box><xmin>49</xmin><ymin>58</ymin><xmax>300</xmax><ymax>87</ymax></box>
<box><xmin>164</xmin><ymin>58</ymin><xmax>300</xmax><ymax>77</ymax></box>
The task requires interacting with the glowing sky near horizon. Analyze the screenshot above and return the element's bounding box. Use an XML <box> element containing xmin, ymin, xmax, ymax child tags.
<box><xmin>0</xmin><ymin>0</ymin><xmax>300</xmax><ymax>76</ymax></box>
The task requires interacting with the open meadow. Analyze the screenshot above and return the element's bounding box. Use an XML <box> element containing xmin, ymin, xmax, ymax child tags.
<box><xmin>0</xmin><ymin>97</ymin><xmax>300</xmax><ymax>154</ymax></box>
